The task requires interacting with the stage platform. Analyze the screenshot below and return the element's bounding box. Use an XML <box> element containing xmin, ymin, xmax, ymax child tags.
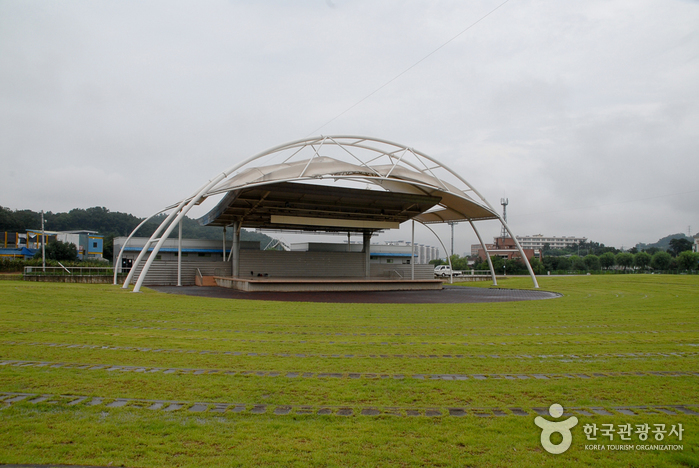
<box><xmin>213</xmin><ymin>276</ymin><xmax>443</xmax><ymax>292</ymax></box>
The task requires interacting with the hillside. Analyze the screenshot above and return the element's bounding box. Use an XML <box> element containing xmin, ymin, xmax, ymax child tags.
<box><xmin>635</xmin><ymin>233</ymin><xmax>693</xmax><ymax>251</ymax></box>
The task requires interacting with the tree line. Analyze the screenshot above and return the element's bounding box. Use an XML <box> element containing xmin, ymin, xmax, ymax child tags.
<box><xmin>0</xmin><ymin>206</ymin><xmax>276</xmax><ymax>262</ymax></box>
<box><xmin>430</xmin><ymin>237</ymin><xmax>698</xmax><ymax>275</ymax></box>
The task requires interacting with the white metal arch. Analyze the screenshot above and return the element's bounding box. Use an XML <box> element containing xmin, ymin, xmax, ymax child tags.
<box><xmin>120</xmin><ymin>136</ymin><xmax>538</xmax><ymax>291</ymax></box>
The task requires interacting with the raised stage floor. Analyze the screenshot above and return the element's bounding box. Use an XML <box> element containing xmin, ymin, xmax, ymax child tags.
<box><xmin>213</xmin><ymin>276</ymin><xmax>443</xmax><ymax>292</ymax></box>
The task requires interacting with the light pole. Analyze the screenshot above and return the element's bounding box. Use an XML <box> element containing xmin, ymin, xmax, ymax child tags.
<box><xmin>41</xmin><ymin>210</ymin><xmax>46</xmax><ymax>272</ymax></box>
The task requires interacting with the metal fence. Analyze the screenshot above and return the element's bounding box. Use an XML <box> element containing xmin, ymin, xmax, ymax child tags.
<box><xmin>24</xmin><ymin>266</ymin><xmax>114</xmax><ymax>277</ymax></box>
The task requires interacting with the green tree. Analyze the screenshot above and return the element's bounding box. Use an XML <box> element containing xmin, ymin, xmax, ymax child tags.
<box><xmin>651</xmin><ymin>251</ymin><xmax>672</xmax><ymax>271</ymax></box>
<box><xmin>490</xmin><ymin>256</ymin><xmax>505</xmax><ymax>274</ymax></box>
<box><xmin>599</xmin><ymin>252</ymin><xmax>616</xmax><ymax>270</ymax></box>
<box><xmin>33</xmin><ymin>240</ymin><xmax>78</xmax><ymax>261</ymax></box>
<box><xmin>669</xmin><ymin>238</ymin><xmax>693</xmax><ymax>257</ymax></box>
<box><xmin>528</xmin><ymin>257</ymin><xmax>545</xmax><ymax>275</ymax></box>
<box><xmin>504</xmin><ymin>258</ymin><xmax>527</xmax><ymax>275</ymax></box>
<box><xmin>633</xmin><ymin>251</ymin><xmax>651</xmax><ymax>271</ymax></box>
<box><xmin>475</xmin><ymin>256</ymin><xmax>505</xmax><ymax>273</ymax></box>
<box><xmin>677</xmin><ymin>251</ymin><xmax>699</xmax><ymax>271</ymax></box>
<box><xmin>555</xmin><ymin>256</ymin><xmax>571</xmax><ymax>271</ymax></box>
<box><xmin>583</xmin><ymin>254</ymin><xmax>600</xmax><ymax>271</ymax></box>
<box><xmin>615</xmin><ymin>252</ymin><xmax>634</xmax><ymax>272</ymax></box>
<box><xmin>569</xmin><ymin>255</ymin><xmax>586</xmax><ymax>271</ymax></box>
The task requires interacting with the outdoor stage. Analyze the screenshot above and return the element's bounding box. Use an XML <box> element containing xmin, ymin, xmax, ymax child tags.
<box><xmin>212</xmin><ymin>276</ymin><xmax>444</xmax><ymax>292</ymax></box>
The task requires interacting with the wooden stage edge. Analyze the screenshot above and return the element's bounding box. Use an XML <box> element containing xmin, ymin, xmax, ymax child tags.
<box><xmin>213</xmin><ymin>276</ymin><xmax>444</xmax><ymax>292</ymax></box>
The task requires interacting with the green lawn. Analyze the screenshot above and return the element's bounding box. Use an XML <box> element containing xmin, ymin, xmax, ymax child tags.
<box><xmin>1</xmin><ymin>275</ymin><xmax>698</xmax><ymax>467</ymax></box>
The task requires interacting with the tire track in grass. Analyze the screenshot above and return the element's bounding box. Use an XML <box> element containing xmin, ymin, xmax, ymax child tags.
<box><xmin>3</xmin><ymin>359</ymin><xmax>698</xmax><ymax>382</ymax></box>
<box><xmin>2</xmin><ymin>391</ymin><xmax>697</xmax><ymax>418</ymax></box>
<box><xmin>3</xmin><ymin>340</ymin><xmax>699</xmax><ymax>361</ymax></box>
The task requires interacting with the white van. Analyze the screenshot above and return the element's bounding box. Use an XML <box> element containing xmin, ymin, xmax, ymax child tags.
<box><xmin>434</xmin><ymin>265</ymin><xmax>460</xmax><ymax>277</ymax></box>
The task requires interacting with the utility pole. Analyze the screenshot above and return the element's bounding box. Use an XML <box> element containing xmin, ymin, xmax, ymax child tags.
<box><xmin>41</xmin><ymin>210</ymin><xmax>46</xmax><ymax>272</ymax></box>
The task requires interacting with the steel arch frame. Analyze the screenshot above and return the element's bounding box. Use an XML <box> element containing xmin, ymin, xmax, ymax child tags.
<box><xmin>117</xmin><ymin>136</ymin><xmax>539</xmax><ymax>291</ymax></box>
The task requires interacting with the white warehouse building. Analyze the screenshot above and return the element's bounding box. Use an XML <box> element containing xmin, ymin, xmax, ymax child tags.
<box><xmin>515</xmin><ymin>235</ymin><xmax>587</xmax><ymax>250</ymax></box>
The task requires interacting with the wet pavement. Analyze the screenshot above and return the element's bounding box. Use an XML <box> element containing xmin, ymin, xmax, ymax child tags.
<box><xmin>150</xmin><ymin>285</ymin><xmax>561</xmax><ymax>304</ymax></box>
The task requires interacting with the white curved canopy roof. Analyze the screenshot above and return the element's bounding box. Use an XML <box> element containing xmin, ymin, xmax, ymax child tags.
<box><xmin>197</xmin><ymin>136</ymin><xmax>499</xmax><ymax>230</ymax></box>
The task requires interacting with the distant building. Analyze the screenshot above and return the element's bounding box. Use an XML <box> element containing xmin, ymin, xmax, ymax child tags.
<box><xmin>2</xmin><ymin>231</ymin><xmax>27</xmax><ymax>249</ymax></box>
<box><xmin>25</xmin><ymin>230</ymin><xmax>104</xmax><ymax>260</ymax></box>
<box><xmin>1</xmin><ymin>231</ymin><xmax>34</xmax><ymax>259</ymax></box>
<box><xmin>472</xmin><ymin>236</ymin><xmax>540</xmax><ymax>262</ymax></box>
<box><xmin>515</xmin><ymin>235</ymin><xmax>587</xmax><ymax>251</ymax></box>
<box><xmin>694</xmin><ymin>234</ymin><xmax>699</xmax><ymax>253</ymax></box>
<box><xmin>291</xmin><ymin>242</ymin><xmax>419</xmax><ymax>264</ymax></box>
<box><xmin>114</xmin><ymin>237</ymin><xmax>260</xmax><ymax>269</ymax></box>
<box><xmin>378</xmin><ymin>240</ymin><xmax>439</xmax><ymax>264</ymax></box>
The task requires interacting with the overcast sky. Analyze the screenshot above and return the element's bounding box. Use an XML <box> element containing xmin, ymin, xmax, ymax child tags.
<box><xmin>1</xmin><ymin>0</ymin><xmax>698</xmax><ymax>255</ymax></box>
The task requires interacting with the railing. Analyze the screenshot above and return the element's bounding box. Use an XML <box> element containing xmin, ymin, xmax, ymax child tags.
<box><xmin>24</xmin><ymin>266</ymin><xmax>114</xmax><ymax>277</ymax></box>
<box><xmin>387</xmin><ymin>269</ymin><xmax>403</xmax><ymax>279</ymax></box>
<box><xmin>435</xmin><ymin>269</ymin><xmax>492</xmax><ymax>276</ymax></box>
<box><xmin>463</xmin><ymin>269</ymin><xmax>491</xmax><ymax>275</ymax></box>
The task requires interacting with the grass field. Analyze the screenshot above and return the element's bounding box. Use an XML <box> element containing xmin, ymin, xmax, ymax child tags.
<box><xmin>1</xmin><ymin>275</ymin><xmax>698</xmax><ymax>467</ymax></box>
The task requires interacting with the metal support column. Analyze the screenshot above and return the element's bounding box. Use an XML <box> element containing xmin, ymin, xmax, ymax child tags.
<box><xmin>469</xmin><ymin>220</ymin><xmax>497</xmax><ymax>286</ymax></box>
<box><xmin>418</xmin><ymin>221</ymin><xmax>453</xmax><ymax>284</ymax></box>
<box><xmin>222</xmin><ymin>226</ymin><xmax>226</xmax><ymax>257</ymax></box>
<box><xmin>411</xmin><ymin>221</ymin><xmax>415</xmax><ymax>280</ymax></box>
<box><xmin>177</xmin><ymin>219</ymin><xmax>182</xmax><ymax>287</ymax></box>
<box><xmin>499</xmin><ymin>218</ymin><xmax>539</xmax><ymax>288</ymax></box>
<box><xmin>114</xmin><ymin>210</ymin><xmax>167</xmax><ymax>285</ymax></box>
<box><xmin>231</xmin><ymin>220</ymin><xmax>240</xmax><ymax>278</ymax></box>
<box><xmin>363</xmin><ymin>231</ymin><xmax>371</xmax><ymax>278</ymax></box>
